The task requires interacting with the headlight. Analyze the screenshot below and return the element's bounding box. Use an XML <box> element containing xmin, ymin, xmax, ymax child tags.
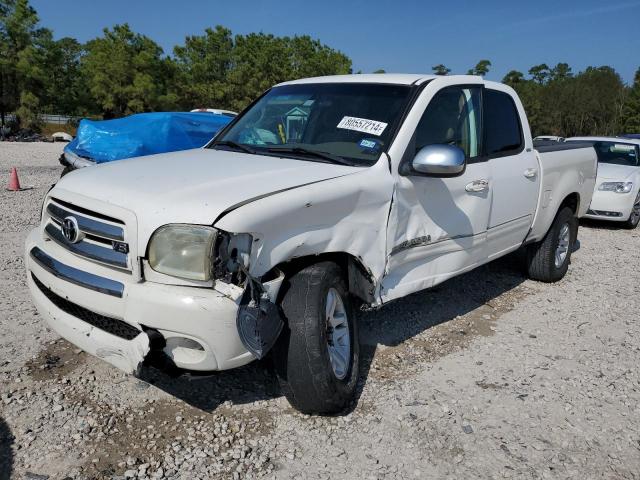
<box><xmin>148</xmin><ymin>225</ymin><xmax>216</xmax><ymax>281</ymax></box>
<box><xmin>598</xmin><ymin>182</ymin><xmax>633</xmax><ymax>193</ymax></box>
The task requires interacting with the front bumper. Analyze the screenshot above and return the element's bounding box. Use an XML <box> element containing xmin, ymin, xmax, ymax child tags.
<box><xmin>583</xmin><ymin>189</ymin><xmax>635</xmax><ymax>222</ymax></box>
<box><xmin>25</xmin><ymin>228</ymin><xmax>253</xmax><ymax>374</ymax></box>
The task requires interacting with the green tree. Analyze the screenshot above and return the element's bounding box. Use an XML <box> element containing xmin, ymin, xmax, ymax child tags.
<box><xmin>173</xmin><ymin>28</ymin><xmax>351</xmax><ymax>112</ymax></box>
<box><xmin>173</xmin><ymin>26</ymin><xmax>234</xmax><ymax>110</ymax></box>
<box><xmin>225</xmin><ymin>33</ymin><xmax>293</xmax><ymax>111</ymax></box>
<box><xmin>568</xmin><ymin>66</ymin><xmax>626</xmax><ymax>135</ymax></box>
<box><xmin>528</xmin><ymin>64</ymin><xmax>550</xmax><ymax>84</ymax></box>
<box><xmin>373</xmin><ymin>69</ymin><xmax>386</xmax><ymax>73</ymax></box>
<box><xmin>622</xmin><ymin>68</ymin><xmax>640</xmax><ymax>133</ymax></box>
<box><xmin>0</xmin><ymin>0</ymin><xmax>43</xmax><ymax>127</ymax></box>
<box><xmin>467</xmin><ymin>60</ymin><xmax>491</xmax><ymax>76</ymax></box>
<box><xmin>39</xmin><ymin>36</ymin><xmax>89</xmax><ymax>114</ymax></box>
<box><xmin>502</xmin><ymin>70</ymin><xmax>525</xmax><ymax>86</ymax></box>
<box><xmin>287</xmin><ymin>35</ymin><xmax>351</xmax><ymax>79</ymax></box>
<box><xmin>432</xmin><ymin>64</ymin><xmax>450</xmax><ymax>76</ymax></box>
<box><xmin>15</xmin><ymin>89</ymin><xmax>39</xmax><ymax>129</ymax></box>
<box><xmin>82</xmin><ymin>24</ymin><xmax>174</xmax><ymax>118</ymax></box>
<box><xmin>550</xmin><ymin>62</ymin><xmax>572</xmax><ymax>81</ymax></box>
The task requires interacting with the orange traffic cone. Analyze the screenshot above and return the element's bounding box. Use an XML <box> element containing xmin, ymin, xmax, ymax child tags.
<box><xmin>8</xmin><ymin>167</ymin><xmax>22</xmax><ymax>191</ymax></box>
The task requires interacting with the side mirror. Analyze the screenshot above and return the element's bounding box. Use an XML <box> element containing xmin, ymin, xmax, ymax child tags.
<box><xmin>410</xmin><ymin>144</ymin><xmax>466</xmax><ymax>177</ymax></box>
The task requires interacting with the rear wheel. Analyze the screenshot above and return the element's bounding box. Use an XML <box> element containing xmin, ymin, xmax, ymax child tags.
<box><xmin>273</xmin><ymin>261</ymin><xmax>359</xmax><ymax>414</ymax></box>
<box><xmin>526</xmin><ymin>206</ymin><xmax>577</xmax><ymax>282</ymax></box>
<box><xmin>624</xmin><ymin>191</ymin><xmax>640</xmax><ymax>229</ymax></box>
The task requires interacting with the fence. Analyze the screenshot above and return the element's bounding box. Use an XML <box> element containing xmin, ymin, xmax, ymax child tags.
<box><xmin>39</xmin><ymin>114</ymin><xmax>83</xmax><ymax>125</ymax></box>
<box><xmin>3</xmin><ymin>113</ymin><xmax>85</xmax><ymax>125</ymax></box>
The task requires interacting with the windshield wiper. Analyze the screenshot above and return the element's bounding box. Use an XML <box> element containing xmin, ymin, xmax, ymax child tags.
<box><xmin>213</xmin><ymin>140</ymin><xmax>256</xmax><ymax>154</ymax></box>
<box><xmin>266</xmin><ymin>146</ymin><xmax>356</xmax><ymax>166</ymax></box>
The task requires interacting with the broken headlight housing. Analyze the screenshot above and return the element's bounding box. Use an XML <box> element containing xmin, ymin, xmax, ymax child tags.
<box><xmin>598</xmin><ymin>182</ymin><xmax>633</xmax><ymax>193</ymax></box>
<box><xmin>148</xmin><ymin>224</ymin><xmax>253</xmax><ymax>283</ymax></box>
<box><xmin>212</xmin><ymin>231</ymin><xmax>253</xmax><ymax>285</ymax></box>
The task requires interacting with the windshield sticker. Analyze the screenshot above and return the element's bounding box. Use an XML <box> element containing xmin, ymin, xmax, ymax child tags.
<box><xmin>337</xmin><ymin>116</ymin><xmax>388</xmax><ymax>136</ymax></box>
<box><xmin>359</xmin><ymin>138</ymin><xmax>381</xmax><ymax>153</ymax></box>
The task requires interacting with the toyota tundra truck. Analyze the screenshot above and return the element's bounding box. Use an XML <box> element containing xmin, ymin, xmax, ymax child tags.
<box><xmin>25</xmin><ymin>74</ymin><xmax>597</xmax><ymax>414</ymax></box>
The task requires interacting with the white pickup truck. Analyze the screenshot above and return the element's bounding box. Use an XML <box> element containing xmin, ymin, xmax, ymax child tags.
<box><xmin>26</xmin><ymin>74</ymin><xmax>597</xmax><ymax>414</ymax></box>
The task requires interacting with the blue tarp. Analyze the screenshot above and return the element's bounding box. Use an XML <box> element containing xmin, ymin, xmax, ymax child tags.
<box><xmin>64</xmin><ymin>112</ymin><xmax>233</xmax><ymax>164</ymax></box>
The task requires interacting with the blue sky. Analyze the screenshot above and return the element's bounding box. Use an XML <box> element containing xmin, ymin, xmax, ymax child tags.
<box><xmin>31</xmin><ymin>0</ymin><xmax>640</xmax><ymax>84</ymax></box>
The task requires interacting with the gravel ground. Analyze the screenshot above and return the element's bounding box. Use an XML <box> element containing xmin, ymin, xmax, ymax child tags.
<box><xmin>1</xmin><ymin>142</ymin><xmax>639</xmax><ymax>480</ymax></box>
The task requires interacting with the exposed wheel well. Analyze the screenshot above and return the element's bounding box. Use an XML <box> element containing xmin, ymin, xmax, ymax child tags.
<box><xmin>559</xmin><ymin>192</ymin><xmax>580</xmax><ymax>216</ymax></box>
<box><xmin>263</xmin><ymin>253</ymin><xmax>377</xmax><ymax>305</ymax></box>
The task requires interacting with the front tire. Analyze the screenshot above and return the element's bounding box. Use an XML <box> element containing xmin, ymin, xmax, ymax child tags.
<box><xmin>273</xmin><ymin>261</ymin><xmax>359</xmax><ymax>414</ymax></box>
<box><xmin>623</xmin><ymin>191</ymin><xmax>640</xmax><ymax>229</ymax></box>
<box><xmin>526</xmin><ymin>206</ymin><xmax>577</xmax><ymax>282</ymax></box>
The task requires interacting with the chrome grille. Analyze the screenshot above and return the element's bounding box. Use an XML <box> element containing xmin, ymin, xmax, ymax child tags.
<box><xmin>47</xmin><ymin>201</ymin><xmax>124</xmax><ymax>240</ymax></box>
<box><xmin>45</xmin><ymin>198</ymin><xmax>131</xmax><ymax>270</ymax></box>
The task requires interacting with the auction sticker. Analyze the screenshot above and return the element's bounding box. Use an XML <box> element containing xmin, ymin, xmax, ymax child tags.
<box><xmin>337</xmin><ymin>116</ymin><xmax>388</xmax><ymax>136</ymax></box>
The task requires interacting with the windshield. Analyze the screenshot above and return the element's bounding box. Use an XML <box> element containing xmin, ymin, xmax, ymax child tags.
<box><xmin>211</xmin><ymin>83</ymin><xmax>413</xmax><ymax>166</ymax></box>
<box><xmin>593</xmin><ymin>141</ymin><xmax>640</xmax><ymax>167</ymax></box>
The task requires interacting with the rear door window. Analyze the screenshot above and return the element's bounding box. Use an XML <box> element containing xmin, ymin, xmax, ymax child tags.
<box><xmin>484</xmin><ymin>89</ymin><xmax>523</xmax><ymax>157</ymax></box>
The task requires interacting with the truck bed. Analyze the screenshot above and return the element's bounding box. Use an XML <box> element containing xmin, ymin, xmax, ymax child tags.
<box><xmin>526</xmin><ymin>144</ymin><xmax>598</xmax><ymax>243</ymax></box>
<box><xmin>534</xmin><ymin>141</ymin><xmax>594</xmax><ymax>153</ymax></box>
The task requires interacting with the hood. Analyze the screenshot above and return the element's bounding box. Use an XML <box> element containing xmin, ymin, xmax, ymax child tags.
<box><xmin>54</xmin><ymin>148</ymin><xmax>364</xmax><ymax>246</ymax></box>
<box><xmin>596</xmin><ymin>162</ymin><xmax>638</xmax><ymax>181</ymax></box>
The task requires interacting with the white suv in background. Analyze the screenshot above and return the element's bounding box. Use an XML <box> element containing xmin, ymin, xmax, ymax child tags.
<box><xmin>567</xmin><ymin>137</ymin><xmax>640</xmax><ymax>228</ymax></box>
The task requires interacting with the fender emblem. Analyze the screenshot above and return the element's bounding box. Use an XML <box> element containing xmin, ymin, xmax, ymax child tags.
<box><xmin>391</xmin><ymin>235</ymin><xmax>432</xmax><ymax>255</ymax></box>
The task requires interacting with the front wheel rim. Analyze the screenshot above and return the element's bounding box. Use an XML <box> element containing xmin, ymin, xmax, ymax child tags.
<box><xmin>555</xmin><ymin>222</ymin><xmax>570</xmax><ymax>268</ymax></box>
<box><xmin>325</xmin><ymin>288</ymin><xmax>351</xmax><ymax>380</ymax></box>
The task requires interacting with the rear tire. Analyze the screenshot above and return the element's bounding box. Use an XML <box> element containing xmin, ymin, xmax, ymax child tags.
<box><xmin>273</xmin><ymin>261</ymin><xmax>359</xmax><ymax>414</ymax></box>
<box><xmin>526</xmin><ymin>206</ymin><xmax>577</xmax><ymax>282</ymax></box>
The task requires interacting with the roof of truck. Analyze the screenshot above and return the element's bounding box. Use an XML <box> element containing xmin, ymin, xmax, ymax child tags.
<box><xmin>567</xmin><ymin>136</ymin><xmax>640</xmax><ymax>146</ymax></box>
<box><xmin>278</xmin><ymin>74</ymin><xmax>513</xmax><ymax>92</ymax></box>
<box><xmin>278</xmin><ymin>73</ymin><xmax>440</xmax><ymax>86</ymax></box>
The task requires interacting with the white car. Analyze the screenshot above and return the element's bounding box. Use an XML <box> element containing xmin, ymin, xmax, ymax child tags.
<box><xmin>190</xmin><ymin>108</ymin><xmax>237</xmax><ymax>117</ymax></box>
<box><xmin>26</xmin><ymin>74</ymin><xmax>597</xmax><ymax>414</ymax></box>
<box><xmin>566</xmin><ymin>137</ymin><xmax>640</xmax><ymax>228</ymax></box>
<box><xmin>534</xmin><ymin>135</ymin><xmax>565</xmax><ymax>143</ymax></box>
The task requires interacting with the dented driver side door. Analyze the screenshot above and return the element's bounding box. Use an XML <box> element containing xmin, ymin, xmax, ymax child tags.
<box><xmin>381</xmin><ymin>85</ymin><xmax>492</xmax><ymax>302</ymax></box>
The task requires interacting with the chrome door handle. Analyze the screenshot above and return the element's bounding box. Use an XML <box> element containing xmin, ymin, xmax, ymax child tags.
<box><xmin>524</xmin><ymin>168</ymin><xmax>538</xmax><ymax>178</ymax></box>
<box><xmin>465</xmin><ymin>179</ymin><xmax>489</xmax><ymax>192</ymax></box>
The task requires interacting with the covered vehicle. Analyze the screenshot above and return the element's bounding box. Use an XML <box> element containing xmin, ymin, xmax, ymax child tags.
<box><xmin>61</xmin><ymin>112</ymin><xmax>233</xmax><ymax>170</ymax></box>
<box><xmin>566</xmin><ymin>136</ymin><xmax>640</xmax><ymax>228</ymax></box>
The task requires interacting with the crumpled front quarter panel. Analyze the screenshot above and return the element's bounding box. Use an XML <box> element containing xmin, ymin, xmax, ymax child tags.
<box><xmin>215</xmin><ymin>158</ymin><xmax>394</xmax><ymax>299</ymax></box>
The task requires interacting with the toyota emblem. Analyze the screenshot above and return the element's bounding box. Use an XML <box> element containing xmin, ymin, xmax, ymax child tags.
<box><xmin>62</xmin><ymin>216</ymin><xmax>82</xmax><ymax>243</ymax></box>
